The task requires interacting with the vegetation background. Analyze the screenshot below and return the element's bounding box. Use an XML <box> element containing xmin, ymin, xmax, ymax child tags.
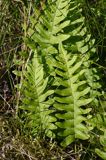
<box><xmin>0</xmin><ymin>0</ymin><xmax>106</xmax><ymax>159</ymax></box>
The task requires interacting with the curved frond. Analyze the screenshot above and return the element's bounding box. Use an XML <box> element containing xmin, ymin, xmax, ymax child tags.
<box><xmin>28</xmin><ymin>0</ymin><xmax>70</xmax><ymax>49</ymax></box>
<box><xmin>63</xmin><ymin>0</ymin><xmax>95</xmax><ymax>54</ymax></box>
<box><xmin>95</xmin><ymin>130</ymin><xmax>106</xmax><ymax>160</ymax></box>
<box><xmin>20</xmin><ymin>54</ymin><xmax>57</xmax><ymax>137</ymax></box>
<box><xmin>17</xmin><ymin>0</ymin><xmax>102</xmax><ymax>149</ymax></box>
<box><xmin>50</xmin><ymin>43</ymin><xmax>92</xmax><ymax>147</ymax></box>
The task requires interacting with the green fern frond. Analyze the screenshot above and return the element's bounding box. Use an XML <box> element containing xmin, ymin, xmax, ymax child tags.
<box><xmin>95</xmin><ymin>149</ymin><xmax>106</xmax><ymax>160</ymax></box>
<box><xmin>95</xmin><ymin>129</ymin><xmax>106</xmax><ymax>160</ymax></box>
<box><xmin>27</xmin><ymin>0</ymin><xmax>70</xmax><ymax>49</ymax></box>
<box><xmin>64</xmin><ymin>0</ymin><xmax>95</xmax><ymax>54</ymax></box>
<box><xmin>82</xmin><ymin>54</ymin><xmax>102</xmax><ymax>106</ymax></box>
<box><xmin>20</xmin><ymin>54</ymin><xmax>57</xmax><ymax>138</ymax></box>
<box><xmin>25</xmin><ymin>0</ymin><xmax>95</xmax><ymax>57</ymax></box>
<box><xmin>17</xmin><ymin>0</ymin><xmax>102</xmax><ymax>149</ymax></box>
<box><xmin>88</xmin><ymin>99</ymin><xmax>106</xmax><ymax>159</ymax></box>
<box><xmin>49</xmin><ymin>43</ymin><xmax>92</xmax><ymax>147</ymax></box>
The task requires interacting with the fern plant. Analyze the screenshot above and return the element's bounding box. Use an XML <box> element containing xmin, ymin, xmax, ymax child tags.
<box><xmin>16</xmin><ymin>0</ymin><xmax>102</xmax><ymax>148</ymax></box>
<box><xmin>27</xmin><ymin>0</ymin><xmax>70</xmax><ymax>50</ymax></box>
<box><xmin>19</xmin><ymin>53</ymin><xmax>57</xmax><ymax>138</ymax></box>
<box><xmin>26</xmin><ymin>0</ymin><xmax>95</xmax><ymax>54</ymax></box>
<box><xmin>47</xmin><ymin>43</ymin><xmax>93</xmax><ymax>146</ymax></box>
<box><xmin>89</xmin><ymin>98</ymin><xmax>106</xmax><ymax>159</ymax></box>
<box><xmin>95</xmin><ymin>114</ymin><xmax>106</xmax><ymax>159</ymax></box>
<box><xmin>95</xmin><ymin>129</ymin><xmax>106</xmax><ymax>160</ymax></box>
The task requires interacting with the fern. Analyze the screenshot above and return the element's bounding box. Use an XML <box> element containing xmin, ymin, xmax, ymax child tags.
<box><xmin>90</xmin><ymin>99</ymin><xmax>106</xmax><ymax>159</ymax></box>
<box><xmin>19</xmin><ymin>54</ymin><xmax>57</xmax><ymax>138</ymax></box>
<box><xmin>27</xmin><ymin>0</ymin><xmax>95</xmax><ymax>55</ymax></box>
<box><xmin>95</xmin><ymin>129</ymin><xmax>106</xmax><ymax>160</ymax></box>
<box><xmin>47</xmin><ymin>43</ymin><xmax>93</xmax><ymax>147</ymax></box>
<box><xmin>16</xmin><ymin>0</ymin><xmax>102</xmax><ymax>148</ymax></box>
<box><xmin>27</xmin><ymin>0</ymin><xmax>70</xmax><ymax>50</ymax></box>
<box><xmin>62</xmin><ymin>0</ymin><xmax>95</xmax><ymax>55</ymax></box>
